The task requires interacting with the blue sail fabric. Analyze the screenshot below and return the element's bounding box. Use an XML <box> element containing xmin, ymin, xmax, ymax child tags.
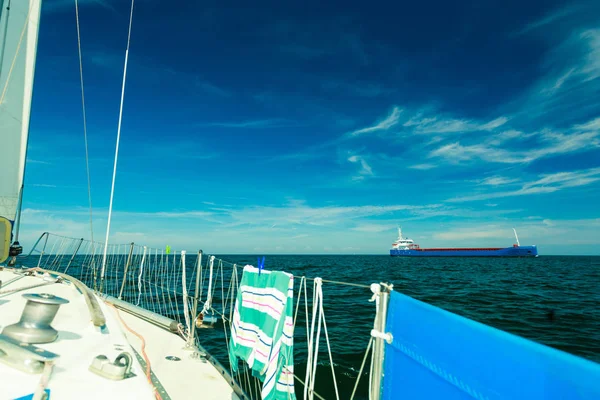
<box><xmin>382</xmin><ymin>291</ymin><xmax>600</xmax><ymax>400</ymax></box>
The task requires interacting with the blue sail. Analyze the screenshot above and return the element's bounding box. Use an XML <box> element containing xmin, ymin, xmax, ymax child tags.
<box><xmin>382</xmin><ymin>291</ymin><xmax>600</xmax><ymax>399</ymax></box>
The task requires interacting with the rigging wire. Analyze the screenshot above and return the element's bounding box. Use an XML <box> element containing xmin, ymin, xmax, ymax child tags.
<box><xmin>100</xmin><ymin>0</ymin><xmax>135</xmax><ymax>291</ymax></box>
<box><xmin>74</xmin><ymin>0</ymin><xmax>95</xmax><ymax>253</ymax></box>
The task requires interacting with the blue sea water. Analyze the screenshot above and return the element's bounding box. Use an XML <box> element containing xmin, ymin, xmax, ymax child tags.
<box><xmin>199</xmin><ymin>255</ymin><xmax>600</xmax><ymax>399</ymax></box>
<box><xmin>17</xmin><ymin>253</ymin><xmax>600</xmax><ymax>399</ymax></box>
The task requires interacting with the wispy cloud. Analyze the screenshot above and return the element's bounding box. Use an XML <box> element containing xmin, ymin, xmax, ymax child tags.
<box><xmin>347</xmin><ymin>154</ymin><xmax>374</xmax><ymax>181</ymax></box>
<box><xmin>132</xmin><ymin>140</ymin><xmax>219</xmax><ymax>161</ymax></box>
<box><xmin>434</xmin><ymin>227</ymin><xmax>515</xmax><ymax>241</ymax></box>
<box><xmin>522</xmin><ymin>28</ymin><xmax>600</xmax><ymax>124</ymax></box>
<box><xmin>479</xmin><ymin>176</ymin><xmax>520</xmax><ymax>186</ymax></box>
<box><xmin>541</xmin><ymin>68</ymin><xmax>576</xmax><ymax>94</ymax></box>
<box><xmin>21</xmin><ymin>198</ymin><xmax>598</xmax><ymax>253</ymax></box>
<box><xmin>432</xmin><ymin>218</ymin><xmax>600</xmax><ymax>249</ymax></box>
<box><xmin>88</xmin><ymin>52</ymin><xmax>122</xmax><ymax>69</ymax></box>
<box><xmin>200</xmin><ymin>119</ymin><xmax>298</xmax><ymax>129</ymax></box>
<box><xmin>86</xmin><ymin>53</ymin><xmax>232</xmax><ymax>99</ymax></box>
<box><xmin>404</xmin><ymin>113</ymin><xmax>508</xmax><ymax>135</ymax></box>
<box><xmin>194</xmin><ymin>78</ymin><xmax>231</xmax><ymax>98</ymax></box>
<box><xmin>321</xmin><ymin>80</ymin><xmax>394</xmax><ymax>97</ymax></box>
<box><xmin>428</xmin><ymin>115</ymin><xmax>600</xmax><ymax>164</ymax></box>
<box><xmin>409</xmin><ymin>163</ymin><xmax>437</xmax><ymax>170</ymax></box>
<box><xmin>350</xmin><ymin>106</ymin><xmax>402</xmax><ymax>136</ymax></box>
<box><xmin>350</xmin><ymin>223</ymin><xmax>392</xmax><ymax>233</ymax></box>
<box><xmin>223</xmin><ymin>202</ymin><xmax>437</xmax><ymax>228</ymax></box>
<box><xmin>150</xmin><ymin>211</ymin><xmax>215</xmax><ymax>218</ymax></box>
<box><xmin>580</xmin><ymin>29</ymin><xmax>600</xmax><ymax>81</ymax></box>
<box><xmin>449</xmin><ymin>168</ymin><xmax>600</xmax><ymax>202</ymax></box>
<box><xmin>512</xmin><ymin>5</ymin><xmax>584</xmax><ymax>37</ymax></box>
<box><xmin>26</xmin><ymin>159</ymin><xmax>51</xmax><ymax>165</ymax></box>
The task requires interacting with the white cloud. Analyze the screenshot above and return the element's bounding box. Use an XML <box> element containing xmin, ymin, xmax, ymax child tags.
<box><xmin>434</xmin><ymin>228</ymin><xmax>513</xmax><ymax>241</ymax></box>
<box><xmin>525</xmin><ymin>28</ymin><xmax>600</xmax><ymax>122</ymax></box>
<box><xmin>478</xmin><ymin>117</ymin><xmax>510</xmax><ymax>131</ymax></box>
<box><xmin>449</xmin><ymin>168</ymin><xmax>600</xmax><ymax>202</ymax></box>
<box><xmin>18</xmin><ymin>202</ymin><xmax>599</xmax><ymax>254</ymax></box>
<box><xmin>409</xmin><ymin>163</ymin><xmax>437</xmax><ymax>170</ymax></box>
<box><xmin>432</xmin><ymin>218</ymin><xmax>600</xmax><ymax>250</ymax></box>
<box><xmin>541</xmin><ymin>68</ymin><xmax>576</xmax><ymax>94</ymax></box>
<box><xmin>512</xmin><ymin>5</ymin><xmax>584</xmax><ymax>37</ymax></box>
<box><xmin>403</xmin><ymin>113</ymin><xmax>508</xmax><ymax>135</ymax></box>
<box><xmin>348</xmin><ymin>154</ymin><xmax>374</xmax><ymax>179</ymax></box>
<box><xmin>350</xmin><ymin>223</ymin><xmax>392</xmax><ymax>233</ymax></box>
<box><xmin>574</xmin><ymin>117</ymin><xmax>600</xmax><ymax>131</ymax></box>
<box><xmin>151</xmin><ymin>211</ymin><xmax>214</xmax><ymax>218</ymax></box>
<box><xmin>429</xmin><ymin>142</ymin><xmax>525</xmax><ymax>163</ymax></box>
<box><xmin>350</xmin><ymin>107</ymin><xmax>402</xmax><ymax>136</ymax></box>
<box><xmin>480</xmin><ymin>176</ymin><xmax>520</xmax><ymax>186</ymax></box>
<box><xmin>26</xmin><ymin>159</ymin><xmax>51</xmax><ymax>165</ymax></box>
<box><xmin>201</xmin><ymin>119</ymin><xmax>295</xmax><ymax>128</ymax></box>
<box><xmin>428</xmin><ymin>116</ymin><xmax>600</xmax><ymax>164</ymax></box>
<box><xmin>580</xmin><ymin>29</ymin><xmax>600</xmax><ymax>81</ymax></box>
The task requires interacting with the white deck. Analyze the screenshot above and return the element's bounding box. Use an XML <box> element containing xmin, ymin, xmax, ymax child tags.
<box><xmin>0</xmin><ymin>268</ymin><xmax>240</xmax><ymax>400</ymax></box>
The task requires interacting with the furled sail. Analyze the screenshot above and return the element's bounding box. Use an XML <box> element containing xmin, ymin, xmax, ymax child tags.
<box><xmin>0</xmin><ymin>0</ymin><xmax>42</xmax><ymax>263</ymax></box>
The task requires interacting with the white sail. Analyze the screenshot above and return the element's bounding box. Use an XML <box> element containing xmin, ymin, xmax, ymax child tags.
<box><xmin>0</xmin><ymin>0</ymin><xmax>42</xmax><ymax>262</ymax></box>
<box><xmin>0</xmin><ymin>0</ymin><xmax>42</xmax><ymax>221</ymax></box>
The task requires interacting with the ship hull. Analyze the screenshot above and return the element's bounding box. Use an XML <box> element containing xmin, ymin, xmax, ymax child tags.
<box><xmin>390</xmin><ymin>245</ymin><xmax>538</xmax><ymax>257</ymax></box>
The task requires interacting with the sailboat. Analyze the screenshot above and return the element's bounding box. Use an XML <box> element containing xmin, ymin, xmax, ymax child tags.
<box><xmin>0</xmin><ymin>1</ymin><xmax>243</xmax><ymax>399</ymax></box>
<box><xmin>2</xmin><ymin>1</ymin><xmax>600</xmax><ymax>400</ymax></box>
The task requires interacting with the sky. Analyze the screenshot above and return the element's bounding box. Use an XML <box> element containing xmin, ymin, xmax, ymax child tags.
<box><xmin>16</xmin><ymin>0</ymin><xmax>600</xmax><ymax>254</ymax></box>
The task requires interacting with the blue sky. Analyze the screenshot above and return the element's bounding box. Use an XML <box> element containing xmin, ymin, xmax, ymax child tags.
<box><xmin>19</xmin><ymin>0</ymin><xmax>600</xmax><ymax>254</ymax></box>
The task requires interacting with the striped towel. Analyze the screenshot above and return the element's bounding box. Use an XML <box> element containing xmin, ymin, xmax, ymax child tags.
<box><xmin>229</xmin><ymin>265</ymin><xmax>295</xmax><ymax>400</ymax></box>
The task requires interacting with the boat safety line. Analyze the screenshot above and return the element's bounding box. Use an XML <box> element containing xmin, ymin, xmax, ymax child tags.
<box><xmin>349</xmin><ymin>336</ymin><xmax>374</xmax><ymax>400</ymax></box>
<box><xmin>216</xmin><ymin>257</ymin><xmax>372</xmax><ymax>289</ymax></box>
<box><xmin>106</xmin><ymin>301</ymin><xmax>163</xmax><ymax>400</ymax></box>
<box><xmin>294</xmin><ymin>276</ymin><xmax>372</xmax><ymax>289</ymax></box>
<box><xmin>0</xmin><ymin>281</ymin><xmax>55</xmax><ymax>297</ymax></box>
<box><xmin>0</xmin><ymin>274</ymin><xmax>26</xmax><ymax>289</ymax></box>
<box><xmin>33</xmin><ymin>361</ymin><xmax>54</xmax><ymax>400</ymax></box>
<box><xmin>305</xmin><ymin>277</ymin><xmax>340</xmax><ymax>400</ymax></box>
<box><xmin>284</xmin><ymin>367</ymin><xmax>327</xmax><ymax>400</ymax></box>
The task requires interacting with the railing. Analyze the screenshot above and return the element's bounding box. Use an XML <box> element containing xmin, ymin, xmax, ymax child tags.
<box><xmin>17</xmin><ymin>232</ymin><xmax>388</xmax><ymax>400</ymax></box>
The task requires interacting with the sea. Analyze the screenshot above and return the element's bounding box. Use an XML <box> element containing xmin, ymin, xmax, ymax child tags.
<box><xmin>17</xmin><ymin>253</ymin><xmax>600</xmax><ymax>399</ymax></box>
<box><xmin>199</xmin><ymin>255</ymin><xmax>600</xmax><ymax>399</ymax></box>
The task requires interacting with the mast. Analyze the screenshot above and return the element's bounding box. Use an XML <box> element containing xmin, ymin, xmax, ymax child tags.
<box><xmin>512</xmin><ymin>228</ymin><xmax>520</xmax><ymax>246</ymax></box>
<box><xmin>0</xmin><ymin>0</ymin><xmax>43</xmax><ymax>263</ymax></box>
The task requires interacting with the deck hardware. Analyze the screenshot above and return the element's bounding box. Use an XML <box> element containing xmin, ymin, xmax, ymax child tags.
<box><xmin>165</xmin><ymin>356</ymin><xmax>181</xmax><ymax>361</ymax></box>
<box><xmin>2</xmin><ymin>293</ymin><xmax>70</xmax><ymax>344</ymax></box>
<box><xmin>89</xmin><ymin>352</ymin><xmax>135</xmax><ymax>380</ymax></box>
<box><xmin>0</xmin><ymin>333</ymin><xmax>59</xmax><ymax>374</ymax></box>
<box><xmin>195</xmin><ymin>312</ymin><xmax>217</xmax><ymax>329</ymax></box>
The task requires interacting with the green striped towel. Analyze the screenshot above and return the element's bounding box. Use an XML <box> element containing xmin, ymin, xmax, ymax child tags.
<box><xmin>229</xmin><ymin>265</ymin><xmax>295</xmax><ymax>399</ymax></box>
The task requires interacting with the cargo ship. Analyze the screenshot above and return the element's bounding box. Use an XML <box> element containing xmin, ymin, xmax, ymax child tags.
<box><xmin>390</xmin><ymin>227</ymin><xmax>538</xmax><ymax>257</ymax></box>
